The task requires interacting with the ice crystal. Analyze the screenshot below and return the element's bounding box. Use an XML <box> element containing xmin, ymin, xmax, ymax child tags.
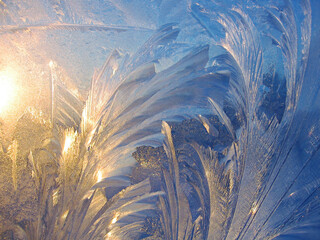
<box><xmin>0</xmin><ymin>0</ymin><xmax>319</xmax><ymax>239</ymax></box>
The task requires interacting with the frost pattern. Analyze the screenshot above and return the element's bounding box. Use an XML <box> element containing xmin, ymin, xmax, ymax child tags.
<box><xmin>0</xmin><ymin>0</ymin><xmax>320</xmax><ymax>239</ymax></box>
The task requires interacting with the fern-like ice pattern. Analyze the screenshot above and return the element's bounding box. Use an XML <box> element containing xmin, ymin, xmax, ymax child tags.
<box><xmin>0</xmin><ymin>0</ymin><xmax>319</xmax><ymax>239</ymax></box>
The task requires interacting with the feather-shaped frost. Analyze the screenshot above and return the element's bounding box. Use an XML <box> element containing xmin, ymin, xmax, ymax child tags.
<box><xmin>0</xmin><ymin>0</ymin><xmax>319</xmax><ymax>239</ymax></box>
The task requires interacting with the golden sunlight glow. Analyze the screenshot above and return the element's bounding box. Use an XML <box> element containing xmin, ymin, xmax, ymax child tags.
<box><xmin>61</xmin><ymin>210</ymin><xmax>69</xmax><ymax>220</ymax></box>
<box><xmin>97</xmin><ymin>170</ymin><xmax>103</xmax><ymax>183</ymax></box>
<box><xmin>111</xmin><ymin>213</ymin><xmax>119</xmax><ymax>224</ymax></box>
<box><xmin>250</xmin><ymin>205</ymin><xmax>258</xmax><ymax>215</ymax></box>
<box><xmin>0</xmin><ymin>70</ymin><xmax>16</xmax><ymax>114</ymax></box>
<box><xmin>63</xmin><ymin>130</ymin><xmax>77</xmax><ymax>153</ymax></box>
<box><xmin>105</xmin><ymin>232</ymin><xmax>112</xmax><ymax>240</ymax></box>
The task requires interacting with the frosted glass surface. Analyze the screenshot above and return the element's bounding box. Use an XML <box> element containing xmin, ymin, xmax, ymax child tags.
<box><xmin>0</xmin><ymin>0</ymin><xmax>319</xmax><ymax>239</ymax></box>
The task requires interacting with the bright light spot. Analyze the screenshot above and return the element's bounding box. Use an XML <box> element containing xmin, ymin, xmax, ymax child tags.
<box><xmin>53</xmin><ymin>190</ymin><xmax>58</xmax><ymax>206</ymax></box>
<box><xmin>111</xmin><ymin>213</ymin><xmax>119</xmax><ymax>224</ymax></box>
<box><xmin>199</xmin><ymin>115</ymin><xmax>210</xmax><ymax>134</ymax></box>
<box><xmin>105</xmin><ymin>232</ymin><xmax>112</xmax><ymax>240</ymax></box>
<box><xmin>0</xmin><ymin>70</ymin><xmax>16</xmax><ymax>114</ymax></box>
<box><xmin>251</xmin><ymin>205</ymin><xmax>258</xmax><ymax>215</ymax></box>
<box><xmin>49</xmin><ymin>60</ymin><xmax>54</xmax><ymax>68</ymax></box>
<box><xmin>86</xmin><ymin>127</ymin><xmax>96</xmax><ymax>146</ymax></box>
<box><xmin>112</xmin><ymin>67</ymin><xmax>117</xmax><ymax>76</ymax></box>
<box><xmin>61</xmin><ymin>210</ymin><xmax>69</xmax><ymax>219</ymax></box>
<box><xmin>63</xmin><ymin>130</ymin><xmax>77</xmax><ymax>153</ymax></box>
<box><xmin>97</xmin><ymin>170</ymin><xmax>103</xmax><ymax>183</ymax></box>
<box><xmin>289</xmin><ymin>192</ymin><xmax>295</xmax><ymax>197</ymax></box>
<box><xmin>64</xmin><ymin>135</ymin><xmax>74</xmax><ymax>152</ymax></box>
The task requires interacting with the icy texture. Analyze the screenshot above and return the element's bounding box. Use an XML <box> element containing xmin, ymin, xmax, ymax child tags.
<box><xmin>159</xmin><ymin>0</ymin><xmax>320</xmax><ymax>239</ymax></box>
<box><xmin>0</xmin><ymin>0</ymin><xmax>319</xmax><ymax>239</ymax></box>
